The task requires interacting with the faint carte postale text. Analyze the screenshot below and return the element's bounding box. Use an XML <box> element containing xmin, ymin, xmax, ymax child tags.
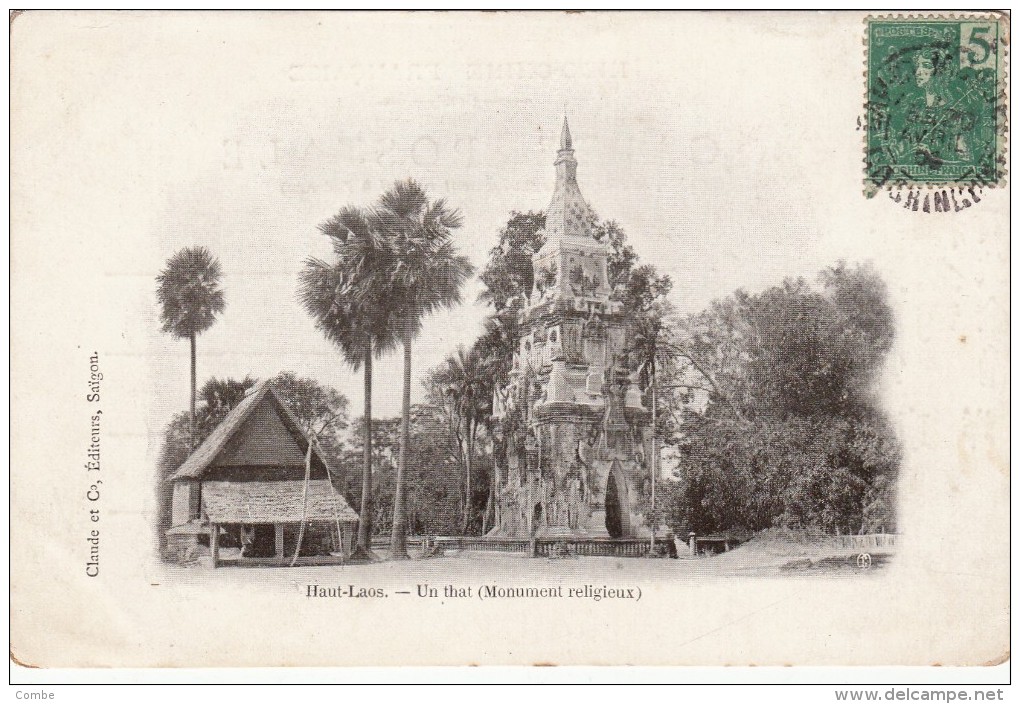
<box><xmin>865</xmin><ymin>16</ymin><xmax>1007</xmax><ymax>202</ymax></box>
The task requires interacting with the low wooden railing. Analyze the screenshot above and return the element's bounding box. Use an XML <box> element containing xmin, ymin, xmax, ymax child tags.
<box><xmin>836</xmin><ymin>534</ymin><xmax>897</xmax><ymax>550</ymax></box>
<box><xmin>427</xmin><ymin>536</ymin><xmax>660</xmax><ymax>558</ymax></box>
<box><xmin>370</xmin><ymin>536</ymin><xmax>428</xmax><ymax>550</ymax></box>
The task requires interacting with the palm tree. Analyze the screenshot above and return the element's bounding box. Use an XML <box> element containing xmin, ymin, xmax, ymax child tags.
<box><xmin>376</xmin><ymin>179</ymin><xmax>474</xmax><ymax>559</ymax></box>
<box><xmin>432</xmin><ymin>345</ymin><xmax>490</xmax><ymax>534</ymax></box>
<box><xmin>156</xmin><ymin>246</ymin><xmax>226</xmax><ymax>445</ymax></box>
<box><xmin>474</xmin><ymin>308</ymin><xmax>522</xmax><ymax>531</ymax></box>
<box><xmin>196</xmin><ymin>375</ymin><xmax>257</xmax><ymax>428</ymax></box>
<box><xmin>298</xmin><ymin>206</ymin><xmax>396</xmax><ymax>560</ymax></box>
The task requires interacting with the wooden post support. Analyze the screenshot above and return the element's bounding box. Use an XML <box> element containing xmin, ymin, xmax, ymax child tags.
<box><xmin>210</xmin><ymin>524</ymin><xmax>220</xmax><ymax>568</ymax></box>
<box><xmin>342</xmin><ymin>524</ymin><xmax>353</xmax><ymax>558</ymax></box>
<box><xmin>275</xmin><ymin>524</ymin><xmax>285</xmax><ymax>563</ymax></box>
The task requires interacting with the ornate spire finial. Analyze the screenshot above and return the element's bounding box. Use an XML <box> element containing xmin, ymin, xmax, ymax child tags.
<box><xmin>545</xmin><ymin>116</ymin><xmax>592</xmax><ymax>241</ymax></box>
<box><xmin>560</xmin><ymin>116</ymin><xmax>573</xmax><ymax>151</ymax></box>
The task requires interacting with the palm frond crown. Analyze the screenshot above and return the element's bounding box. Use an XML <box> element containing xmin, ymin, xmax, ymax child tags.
<box><xmin>299</xmin><ymin>206</ymin><xmax>399</xmax><ymax>368</ymax></box>
<box><xmin>155</xmin><ymin>246</ymin><xmax>226</xmax><ymax>339</ymax></box>
<box><xmin>374</xmin><ymin>179</ymin><xmax>475</xmax><ymax>338</ymax></box>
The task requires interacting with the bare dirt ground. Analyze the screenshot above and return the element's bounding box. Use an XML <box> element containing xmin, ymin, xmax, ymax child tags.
<box><xmin>167</xmin><ymin>534</ymin><xmax>888</xmax><ymax>590</ymax></box>
<box><xmin>706</xmin><ymin>534</ymin><xmax>893</xmax><ymax>576</ymax></box>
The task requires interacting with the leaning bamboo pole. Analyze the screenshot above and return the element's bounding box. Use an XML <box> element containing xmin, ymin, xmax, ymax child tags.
<box><xmin>322</xmin><ymin>449</ymin><xmax>344</xmax><ymax>557</ymax></box>
<box><xmin>291</xmin><ymin>439</ymin><xmax>314</xmax><ymax>567</ymax></box>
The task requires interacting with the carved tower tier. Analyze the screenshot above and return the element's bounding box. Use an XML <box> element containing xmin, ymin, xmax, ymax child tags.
<box><xmin>491</xmin><ymin>118</ymin><xmax>654</xmax><ymax>539</ymax></box>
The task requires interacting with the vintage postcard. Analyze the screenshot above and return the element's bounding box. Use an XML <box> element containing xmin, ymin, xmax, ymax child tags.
<box><xmin>9</xmin><ymin>11</ymin><xmax>1010</xmax><ymax>671</ymax></box>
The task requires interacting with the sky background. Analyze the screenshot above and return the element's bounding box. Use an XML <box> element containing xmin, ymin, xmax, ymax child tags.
<box><xmin>126</xmin><ymin>13</ymin><xmax>847</xmax><ymax>438</ymax></box>
<box><xmin>12</xmin><ymin>11</ymin><xmax>1006</xmax><ymax>472</ymax></box>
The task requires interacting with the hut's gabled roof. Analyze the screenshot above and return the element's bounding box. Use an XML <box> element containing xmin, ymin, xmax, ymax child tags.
<box><xmin>167</xmin><ymin>380</ymin><xmax>337</xmax><ymax>481</ymax></box>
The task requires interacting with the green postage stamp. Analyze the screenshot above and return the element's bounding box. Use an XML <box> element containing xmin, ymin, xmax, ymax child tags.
<box><xmin>866</xmin><ymin>16</ymin><xmax>1007</xmax><ymax>191</ymax></box>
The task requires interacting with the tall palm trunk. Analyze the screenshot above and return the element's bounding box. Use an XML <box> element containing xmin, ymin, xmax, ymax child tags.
<box><xmin>189</xmin><ymin>332</ymin><xmax>197</xmax><ymax>447</ymax></box>
<box><xmin>483</xmin><ymin>485</ymin><xmax>493</xmax><ymax>534</ymax></box>
<box><xmin>389</xmin><ymin>330</ymin><xmax>412</xmax><ymax>559</ymax></box>
<box><xmin>482</xmin><ymin>430</ymin><xmax>493</xmax><ymax>533</ymax></box>
<box><xmin>354</xmin><ymin>347</ymin><xmax>373</xmax><ymax>558</ymax></box>
<box><xmin>461</xmin><ymin>418</ymin><xmax>474</xmax><ymax>534</ymax></box>
<box><xmin>484</xmin><ymin>457</ymin><xmax>500</xmax><ymax>534</ymax></box>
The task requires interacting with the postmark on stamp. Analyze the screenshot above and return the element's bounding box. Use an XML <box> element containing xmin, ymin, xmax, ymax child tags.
<box><xmin>865</xmin><ymin>16</ymin><xmax>1007</xmax><ymax>196</ymax></box>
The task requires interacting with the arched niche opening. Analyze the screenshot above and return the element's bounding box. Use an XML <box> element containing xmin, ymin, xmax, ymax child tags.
<box><xmin>605</xmin><ymin>472</ymin><xmax>624</xmax><ymax>538</ymax></box>
<box><xmin>604</xmin><ymin>459</ymin><xmax>632</xmax><ymax>539</ymax></box>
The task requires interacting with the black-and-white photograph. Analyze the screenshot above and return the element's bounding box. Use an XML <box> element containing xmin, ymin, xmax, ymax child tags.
<box><xmin>10</xmin><ymin>11</ymin><xmax>1009</xmax><ymax>678</ymax></box>
<box><xmin>155</xmin><ymin>116</ymin><xmax>900</xmax><ymax>577</ymax></box>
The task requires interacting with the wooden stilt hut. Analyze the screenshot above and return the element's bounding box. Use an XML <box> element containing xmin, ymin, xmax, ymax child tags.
<box><xmin>165</xmin><ymin>380</ymin><xmax>358</xmax><ymax>567</ymax></box>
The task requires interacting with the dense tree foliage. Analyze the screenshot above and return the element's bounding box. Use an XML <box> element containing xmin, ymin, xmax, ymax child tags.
<box><xmin>424</xmin><ymin>346</ymin><xmax>494</xmax><ymax>533</ymax></box>
<box><xmin>270</xmin><ymin>371</ymin><xmax>349</xmax><ymax>436</ymax></box>
<box><xmin>156</xmin><ymin>199</ymin><xmax>900</xmax><ymax>551</ymax></box>
<box><xmin>336</xmin><ymin>406</ymin><xmax>471</xmax><ymax>538</ymax></box>
<box><xmin>660</xmin><ymin>262</ymin><xmax>899</xmax><ymax>535</ymax></box>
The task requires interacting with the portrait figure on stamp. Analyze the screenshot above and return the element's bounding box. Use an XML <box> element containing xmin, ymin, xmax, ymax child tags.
<box><xmin>866</xmin><ymin>18</ymin><xmax>1004</xmax><ymax>188</ymax></box>
<box><xmin>899</xmin><ymin>46</ymin><xmax>976</xmax><ymax>165</ymax></box>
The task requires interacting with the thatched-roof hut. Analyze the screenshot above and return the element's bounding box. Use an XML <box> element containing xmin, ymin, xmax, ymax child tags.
<box><xmin>166</xmin><ymin>380</ymin><xmax>357</xmax><ymax>567</ymax></box>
